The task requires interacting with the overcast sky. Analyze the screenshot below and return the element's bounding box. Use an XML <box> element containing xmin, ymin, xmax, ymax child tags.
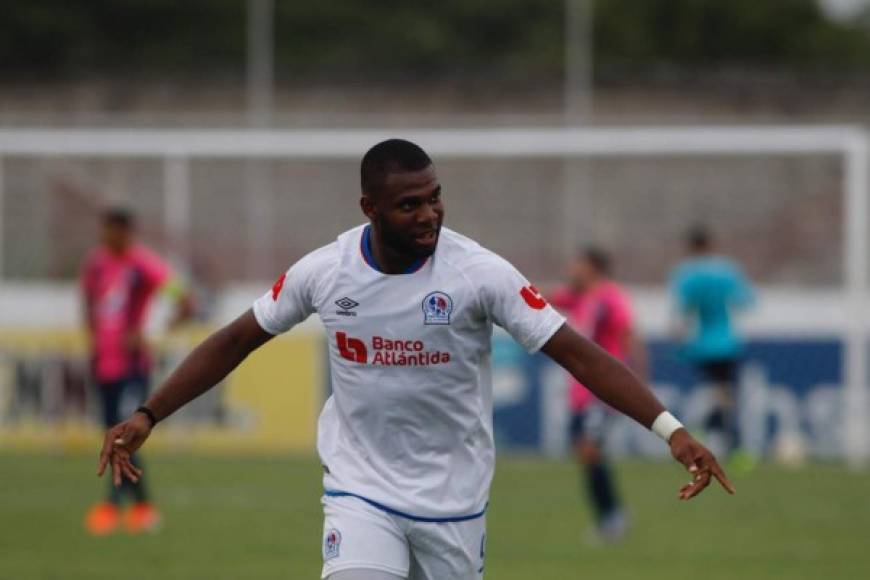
<box><xmin>819</xmin><ymin>0</ymin><xmax>870</xmax><ymax>20</ymax></box>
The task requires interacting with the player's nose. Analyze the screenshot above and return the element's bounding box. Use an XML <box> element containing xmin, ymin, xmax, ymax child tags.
<box><xmin>417</xmin><ymin>203</ymin><xmax>439</xmax><ymax>225</ymax></box>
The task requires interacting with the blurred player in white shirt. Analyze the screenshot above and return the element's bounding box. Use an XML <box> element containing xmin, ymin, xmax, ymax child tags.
<box><xmin>98</xmin><ymin>139</ymin><xmax>733</xmax><ymax>580</ymax></box>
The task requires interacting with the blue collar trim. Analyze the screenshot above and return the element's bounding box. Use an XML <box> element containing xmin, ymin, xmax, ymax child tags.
<box><xmin>360</xmin><ymin>225</ymin><xmax>427</xmax><ymax>274</ymax></box>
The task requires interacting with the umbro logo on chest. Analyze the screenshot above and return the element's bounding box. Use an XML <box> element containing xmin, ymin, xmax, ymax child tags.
<box><xmin>335</xmin><ymin>297</ymin><xmax>359</xmax><ymax>317</ymax></box>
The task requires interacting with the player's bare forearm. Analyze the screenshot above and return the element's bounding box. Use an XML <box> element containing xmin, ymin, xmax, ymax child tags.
<box><xmin>144</xmin><ymin>309</ymin><xmax>273</xmax><ymax>422</ymax></box>
<box><xmin>542</xmin><ymin>324</ymin><xmax>736</xmax><ymax>497</ymax></box>
<box><xmin>541</xmin><ymin>324</ymin><xmax>665</xmax><ymax>428</ymax></box>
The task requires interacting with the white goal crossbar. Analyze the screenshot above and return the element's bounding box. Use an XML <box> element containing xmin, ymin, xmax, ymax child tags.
<box><xmin>0</xmin><ymin>125</ymin><xmax>867</xmax><ymax>464</ymax></box>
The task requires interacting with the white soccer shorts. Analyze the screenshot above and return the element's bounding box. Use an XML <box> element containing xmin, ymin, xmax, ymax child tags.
<box><xmin>320</xmin><ymin>494</ymin><xmax>487</xmax><ymax>580</ymax></box>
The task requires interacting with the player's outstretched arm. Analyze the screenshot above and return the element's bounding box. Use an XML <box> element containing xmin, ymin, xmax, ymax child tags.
<box><xmin>541</xmin><ymin>324</ymin><xmax>735</xmax><ymax>499</ymax></box>
<box><xmin>97</xmin><ymin>309</ymin><xmax>274</xmax><ymax>486</ymax></box>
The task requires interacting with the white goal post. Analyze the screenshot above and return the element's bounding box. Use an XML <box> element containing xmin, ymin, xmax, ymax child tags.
<box><xmin>0</xmin><ymin>125</ymin><xmax>867</xmax><ymax>464</ymax></box>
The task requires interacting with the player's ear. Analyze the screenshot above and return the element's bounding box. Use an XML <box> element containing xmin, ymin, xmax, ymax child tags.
<box><xmin>360</xmin><ymin>194</ymin><xmax>377</xmax><ymax>220</ymax></box>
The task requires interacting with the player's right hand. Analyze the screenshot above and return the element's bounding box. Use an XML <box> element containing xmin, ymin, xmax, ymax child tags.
<box><xmin>97</xmin><ymin>413</ymin><xmax>152</xmax><ymax>487</ymax></box>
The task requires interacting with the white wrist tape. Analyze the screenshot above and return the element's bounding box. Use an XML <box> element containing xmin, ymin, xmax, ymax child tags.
<box><xmin>651</xmin><ymin>411</ymin><xmax>684</xmax><ymax>442</ymax></box>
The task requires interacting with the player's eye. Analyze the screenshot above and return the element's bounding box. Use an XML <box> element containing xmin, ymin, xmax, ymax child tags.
<box><xmin>399</xmin><ymin>201</ymin><xmax>415</xmax><ymax>211</ymax></box>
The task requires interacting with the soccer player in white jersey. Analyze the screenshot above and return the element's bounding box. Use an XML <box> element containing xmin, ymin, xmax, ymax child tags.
<box><xmin>98</xmin><ymin>139</ymin><xmax>734</xmax><ymax>580</ymax></box>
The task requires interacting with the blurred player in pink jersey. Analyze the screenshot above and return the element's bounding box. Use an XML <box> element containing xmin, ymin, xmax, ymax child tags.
<box><xmin>81</xmin><ymin>208</ymin><xmax>193</xmax><ymax>535</ymax></box>
<box><xmin>549</xmin><ymin>247</ymin><xmax>647</xmax><ymax>543</ymax></box>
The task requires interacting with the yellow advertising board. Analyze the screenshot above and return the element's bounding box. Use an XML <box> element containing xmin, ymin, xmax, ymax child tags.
<box><xmin>0</xmin><ymin>327</ymin><xmax>323</xmax><ymax>454</ymax></box>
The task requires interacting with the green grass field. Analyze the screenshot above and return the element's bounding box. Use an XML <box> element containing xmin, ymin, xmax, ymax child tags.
<box><xmin>2</xmin><ymin>452</ymin><xmax>868</xmax><ymax>579</ymax></box>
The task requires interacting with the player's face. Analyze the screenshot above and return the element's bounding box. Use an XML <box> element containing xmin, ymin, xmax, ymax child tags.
<box><xmin>571</xmin><ymin>257</ymin><xmax>598</xmax><ymax>290</ymax></box>
<box><xmin>366</xmin><ymin>165</ymin><xmax>444</xmax><ymax>258</ymax></box>
<box><xmin>101</xmin><ymin>223</ymin><xmax>132</xmax><ymax>254</ymax></box>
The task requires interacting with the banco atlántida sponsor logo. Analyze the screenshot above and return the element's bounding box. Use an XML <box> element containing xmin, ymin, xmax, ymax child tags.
<box><xmin>336</xmin><ymin>332</ymin><xmax>451</xmax><ymax>366</ymax></box>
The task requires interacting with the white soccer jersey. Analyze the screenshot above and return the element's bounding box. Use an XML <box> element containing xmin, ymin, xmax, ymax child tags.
<box><xmin>253</xmin><ymin>224</ymin><xmax>565</xmax><ymax>520</ymax></box>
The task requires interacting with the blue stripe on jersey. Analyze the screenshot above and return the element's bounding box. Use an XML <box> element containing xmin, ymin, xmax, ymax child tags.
<box><xmin>360</xmin><ymin>225</ymin><xmax>427</xmax><ymax>274</ymax></box>
<box><xmin>324</xmin><ymin>490</ymin><xmax>488</xmax><ymax>523</ymax></box>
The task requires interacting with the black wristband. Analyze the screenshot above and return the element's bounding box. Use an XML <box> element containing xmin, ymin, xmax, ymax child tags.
<box><xmin>135</xmin><ymin>406</ymin><xmax>158</xmax><ymax>428</ymax></box>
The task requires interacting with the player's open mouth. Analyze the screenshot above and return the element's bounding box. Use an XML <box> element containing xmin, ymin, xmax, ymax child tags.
<box><xmin>415</xmin><ymin>230</ymin><xmax>437</xmax><ymax>244</ymax></box>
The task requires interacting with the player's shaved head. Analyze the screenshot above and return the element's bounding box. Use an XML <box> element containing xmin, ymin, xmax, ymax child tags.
<box><xmin>101</xmin><ymin>207</ymin><xmax>135</xmax><ymax>254</ymax></box>
<box><xmin>361</xmin><ymin>139</ymin><xmax>432</xmax><ymax>199</ymax></box>
<box><xmin>570</xmin><ymin>245</ymin><xmax>611</xmax><ymax>290</ymax></box>
<box><xmin>581</xmin><ymin>246</ymin><xmax>612</xmax><ymax>276</ymax></box>
<box><xmin>102</xmin><ymin>207</ymin><xmax>135</xmax><ymax>229</ymax></box>
<box><xmin>687</xmin><ymin>225</ymin><xmax>712</xmax><ymax>253</ymax></box>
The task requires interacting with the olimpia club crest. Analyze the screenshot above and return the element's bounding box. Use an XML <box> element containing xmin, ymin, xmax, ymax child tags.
<box><xmin>422</xmin><ymin>291</ymin><xmax>453</xmax><ymax>325</ymax></box>
<box><xmin>324</xmin><ymin>529</ymin><xmax>341</xmax><ymax>560</ymax></box>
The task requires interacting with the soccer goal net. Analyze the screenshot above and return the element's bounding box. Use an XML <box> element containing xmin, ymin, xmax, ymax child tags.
<box><xmin>0</xmin><ymin>126</ymin><xmax>867</xmax><ymax>464</ymax></box>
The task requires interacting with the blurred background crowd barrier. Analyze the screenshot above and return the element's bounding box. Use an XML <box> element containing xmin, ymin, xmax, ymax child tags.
<box><xmin>2</xmin><ymin>0</ymin><xmax>870</xmax><ymax>464</ymax></box>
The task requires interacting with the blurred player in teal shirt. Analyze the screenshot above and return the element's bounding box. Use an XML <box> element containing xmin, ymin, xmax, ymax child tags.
<box><xmin>670</xmin><ymin>226</ymin><xmax>754</xmax><ymax>461</ymax></box>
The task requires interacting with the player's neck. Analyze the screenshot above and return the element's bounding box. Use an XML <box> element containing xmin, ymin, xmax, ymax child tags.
<box><xmin>580</xmin><ymin>279</ymin><xmax>603</xmax><ymax>293</ymax></box>
<box><xmin>104</xmin><ymin>244</ymin><xmax>131</xmax><ymax>257</ymax></box>
<box><xmin>368</xmin><ymin>227</ymin><xmax>422</xmax><ymax>275</ymax></box>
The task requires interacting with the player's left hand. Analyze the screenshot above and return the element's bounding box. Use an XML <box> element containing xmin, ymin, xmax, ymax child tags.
<box><xmin>97</xmin><ymin>413</ymin><xmax>151</xmax><ymax>488</ymax></box>
<box><xmin>668</xmin><ymin>428</ymin><xmax>735</xmax><ymax>500</ymax></box>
